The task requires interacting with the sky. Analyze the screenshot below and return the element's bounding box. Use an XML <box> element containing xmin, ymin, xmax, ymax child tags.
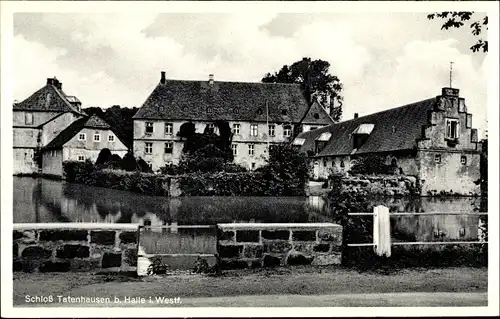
<box><xmin>12</xmin><ymin>12</ymin><xmax>489</xmax><ymax>133</ymax></box>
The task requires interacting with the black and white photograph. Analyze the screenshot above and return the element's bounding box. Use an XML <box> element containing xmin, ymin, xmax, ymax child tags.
<box><xmin>1</xmin><ymin>1</ymin><xmax>498</xmax><ymax>317</ymax></box>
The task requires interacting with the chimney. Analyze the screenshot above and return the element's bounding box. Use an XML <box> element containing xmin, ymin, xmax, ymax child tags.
<box><xmin>56</xmin><ymin>81</ymin><xmax>62</xmax><ymax>90</ymax></box>
<box><xmin>442</xmin><ymin>87</ymin><xmax>459</xmax><ymax>97</ymax></box>
<box><xmin>209</xmin><ymin>74</ymin><xmax>214</xmax><ymax>86</ymax></box>
<box><xmin>160</xmin><ymin>71</ymin><xmax>166</xmax><ymax>84</ymax></box>
<box><xmin>46</xmin><ymin>78</ymin><xmax>54</xmax><ymax>86</ymax></box>
<box><xmin>354</xmin><ymin>113</ymin><xmax>359</xmax><ymax>119</ymax></box>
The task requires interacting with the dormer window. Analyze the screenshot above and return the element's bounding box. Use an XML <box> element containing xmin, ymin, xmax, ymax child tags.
<box><xmin>292</xmin><ymin>138</ymin><xmax>305</xmax><ymax>146</ymax></box>
<box><xmin>207</xmin><ymin>107</ymin><xmax>213</xmax><ymax>114</ymax></box>
<box><xmin>314</xmin><ymin>132</ymin><xmax>331</xmax><ymax>154</ymax></box>
<box><xmin>282</xmin><ymin>109</ymin><xmax>288</xmax><ymax>116</ymax></box>
<box><xmin>352</xmin><ymin>123</ymin><xmax>374</xmax><ymax>149</ymax></box>
<box><xmin>314</xmin><ymin>113</ymin><xmax>319</xmax><ymax>119</ymax></box>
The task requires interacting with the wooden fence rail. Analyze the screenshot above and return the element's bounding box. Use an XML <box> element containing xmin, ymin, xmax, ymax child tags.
<box><xmin>347</xmin><ymin>206</ymin><xmax>488</xmax><ymax>257</ymax></box>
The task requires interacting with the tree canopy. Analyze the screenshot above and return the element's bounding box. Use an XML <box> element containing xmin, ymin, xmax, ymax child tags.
<box><xmin>427</xmin><ymin>12</ymin><xmax>488</xmax><ymax>53</ymax></box>
<box><xmin>262</xmin><ymin>57</ymin><xmax>343</xmax><ymax>122</ymax></box>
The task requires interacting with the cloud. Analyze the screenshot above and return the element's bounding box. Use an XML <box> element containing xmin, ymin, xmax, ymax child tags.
<box><xmin>12</xmin><ymin>13</ymin><xmax>487</xmax><ymax>134</ymax></box>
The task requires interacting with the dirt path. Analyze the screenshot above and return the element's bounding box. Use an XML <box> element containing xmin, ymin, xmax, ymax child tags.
<box><xmin>13</xmin><ymin>266</ymin><xmax>487</xmax><ymax>307</ymax></box>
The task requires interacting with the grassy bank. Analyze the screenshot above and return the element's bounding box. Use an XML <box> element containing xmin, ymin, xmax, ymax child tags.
<box><xmin>13</xmin><ymin>266</ymin><xmax>487</xmax><ymax>306</ymax></box>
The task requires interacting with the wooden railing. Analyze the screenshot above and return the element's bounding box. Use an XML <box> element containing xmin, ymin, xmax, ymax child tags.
<box><xmin>347</xmin><ymin>205</ymin><xmax>488</xmax><ymax>257</ymax></box>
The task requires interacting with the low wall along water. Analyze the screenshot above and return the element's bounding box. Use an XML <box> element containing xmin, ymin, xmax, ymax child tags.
<box><xmin>217</xmin><ymin>223</ymin><xmax>343</xmax><ymax>268</ymax></box>
<box><xmin>13</xmin><ymin>224</ymin><xmax>139</xmax><ymax>273</ymax></box>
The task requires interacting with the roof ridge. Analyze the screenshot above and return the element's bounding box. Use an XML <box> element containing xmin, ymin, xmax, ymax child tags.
<box><xmin>334</xmin><ymin>97</ymin><xmax>436</xmax><ymax>126</ymax></box>
<box><xmin>161</xmin><ymin>79</ymin><xmax>302</xmax><ymax>87</ymax></box>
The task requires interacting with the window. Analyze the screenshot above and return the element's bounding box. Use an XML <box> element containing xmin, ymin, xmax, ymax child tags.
<box><xmin>250</xmin><ymin>124</ymin><xmax>258</xmax><ymax>137</ymax></box>
<box><xmin>206</xmin><ymin>123</ymin><xmax>215</xmax><ymax>134</ymax></box>
<box><xmin>248</xmin><ymin>144</ymin><xmax>255</xmax><ymax>156</ymax></box>
<box><xmin>165</xmin><ymin>123</ymin><xmax>173</xmax><ymax>135</ymax></box>
<box><xmin>283</xmin><ymin>125</ymin><xmax>292</xmax><ymax>137</ymax></box>
<box><xmin>78</xmin><ymin>155</ymin><xmax>85</xmax><ymax>161</ymax></box>
<box><xmin>147</xmin><ymin>162</ymin><xmax>153</xmax><ymax>169</ymax></box>
<box><xmin>108</xmin><ymin>135</ymin><xmax>115</xmax><ymax>142</ymax></box>
<box><xmin>25</xmin><ymin>113</ymin><xmax>33</xmax><ymax>125</ymax></box>
<box><xmin>232</xmin><ymin>144</ymin><xmax>238</xmax><ymax>156</ymax></box>
<box><xmin>232</xmin><ymin>123</ymin><xmax>240</xmax><ymax>134</ymax></box>
<box><xmin>207</xmin><ymin>107</ymin><xmax>213</xmax><ymax>113</ymax></box>
<box><xmin>446</xmin><ymin>119</ymin><xmax>459</xmax><ymax>139</ymax></box>
<box><xmin>145</xmin><ymin>122</ymin><xmax>154</xmax><ymax>135</ymax></box>
<box><xmin>314</xmin><ymin>113</ymin><xmax>319</xmax><ymax>119</ymax></box>
<box><xmin>145</xmin><ymin>142</ymin><xmax>153</xmax><ymax>154</ymax></box>
<box><xmin>282</xmin><ymin>109</ymin><xmax>288</xmax><ymax>116</ymax></box>
<box><xmin>459</xmin><ymin>228</ymin><xmax>466</xmax><ymax>237</ymax></box>
<box><xmin>257</xmin><ymin>108</ymin><xmax>263</xmax><ymax>115</ymax></box>
<box><xmin>268</xmin><ymin>124</ymin><xmax>275</xmax><ymax>137</ymax></box>
<box><xmin>340</xmin><ymin>160</ymin><xmax>345</xmax><ymax>168</ymax></box>
<box><xmin>435</xmin><ymin>154</ymin><xmax>441</xmax><ymax>164</ymax></box>
<box><xmin>391</xmin><ymin>158</ymin><xmax>397</xmax><ymax>167</ymax></box>
<box><xmin>460</xmin><ymin>155</ymin><xmax>467</xmax><ymax>165</ymax></box>
<box><xmin>78</xmin><ymin>133</ymin><xmax>86</xmax><ymax>141</ymax></box>
<box><xmin>164</xmin><ymin>142</ymin><xmax>173</xmax><ymax>154</ymax></box>
<box><xmin>251</xmin><ymin>162</ymin><xmax>256</xmax><ymax>170</ymax></box>
<box><xmin>93</xmin><ymin>134</ymin><xmax>100</xmax><ymax>142</ymax></box>
<box><xmin>323</xmin><ymin>159</ymin><xmax>327</xmax><ymax>167</ymax></box>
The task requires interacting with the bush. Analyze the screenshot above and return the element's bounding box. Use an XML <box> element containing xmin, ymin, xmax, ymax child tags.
<box><xmin>137</xmin><ymin>158</ymin><xmax>152</xmax><ymax>173</ymax></box>
<box><xmin>109</xmin><ymin>154</ymin><xmax>122</xmax><ymax>169</ymax></box>
<box><xmin>63</xmin><ymin>162</ymin><xmax>171</xmax><ymax>196</ymax></box>
<box><xmin>121</xmin><ymin>152</ymin><xmax>138</xmax><ymax>171</ymax></box>
<box><xmin>349</xmin><ymin>155</ymin><xmax>393</xmax><ymax>175</ymax></box>
<box><xmin>95</xmin><ymin>148</ymin><xmax>112</xmax><ymax>166</ymax></box>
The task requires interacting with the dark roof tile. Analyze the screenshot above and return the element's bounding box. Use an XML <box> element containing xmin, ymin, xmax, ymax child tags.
<box><xmin>133</xmin><ymin>79</ymin><xmax>333</xmax><ymax>125</ymax></box>
<box><xmin>14</xmin><ymin>82</ymin><xmax>86</xmax><ymax>115</ymax></box>
<box><xmin>44</xmin><ymin>115</ymin><xmax>115</xmax><ymax>149</ymax></box>
<box><xmin>297</xmin><ymin>97</ymin><xmax>437</xmax><ymax>156</ymax></box>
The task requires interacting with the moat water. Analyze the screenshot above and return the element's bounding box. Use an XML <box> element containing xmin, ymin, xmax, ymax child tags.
<box><xmin>13</xmin><ymin>177</ymin><xmax>486</xmax><ymax>269</ymax></box>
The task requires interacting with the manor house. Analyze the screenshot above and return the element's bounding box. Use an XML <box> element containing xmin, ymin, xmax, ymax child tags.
<box><xmin>294</xmin><ymin>87</ymin><xmax>482</xmax><ymax>196</ymax></box>
<box><xmin>133</xmin><ymin>72</ymin><xmax>334</xmax><ymax>171</ymax></box>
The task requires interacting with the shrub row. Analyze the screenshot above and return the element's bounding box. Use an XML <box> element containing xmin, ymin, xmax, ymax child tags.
<box><xmin>63</xmin><ymin>161</ymin><xmax>170</xmax><ymax>196</ymax></box>
<box><xmin>177</xmin><ymin>170</ymin><xmax>305</xmax><ymax>196</ymax></box>
<box><xmin>63</xmin><ymin>161</ymin><xmax>306</xmax><ymax>197</ymax></box>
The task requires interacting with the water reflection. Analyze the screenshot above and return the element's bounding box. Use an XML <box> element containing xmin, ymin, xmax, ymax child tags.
<box><xmin>14</xmin><ymin>177</ymin><xmax>484</xmax><ymax>242</ymax></box>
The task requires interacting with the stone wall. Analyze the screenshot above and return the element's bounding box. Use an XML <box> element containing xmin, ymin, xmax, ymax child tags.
<box><xmin>341</xmin><ymin>175</ymin><xmax>419</xmax><ymax>197</ymax></box>
<box><xmin>217</xmin><ymin>223</ymin><xmax>342</xmax><ymax>269</ymax></box>
<box><xmin>13</xmin><ymin>223</ymin><xmax>139</xmax><ymax>273</ymax></box>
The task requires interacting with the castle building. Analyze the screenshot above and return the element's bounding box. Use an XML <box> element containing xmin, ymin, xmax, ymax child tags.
<box><xmin>13</xmin><ymin>77</ymin><xmax>87</xmax><ymax>174</ymax></box>
<box><xmin>13</xmin><ymin>77</ymin><xmax>128</xmax><ymax>177</ymax></box>
<box><xmin>295</xmin><ymin>87</ymin><xmax>482</xmax><ymax>196</ymax></box>
<box><xmin>132</xmin><ymin>72</ymin><xmax>334</xmax><ymax>171</ymax></box>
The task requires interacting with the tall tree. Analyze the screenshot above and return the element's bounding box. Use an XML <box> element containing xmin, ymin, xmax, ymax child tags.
<box><xmin>262</xmin><ymin>57</ymin><xmax>343</xmax><ymax>122</ymax></box>
<box><xmin>427</xmin><ymin>12</ymin><xmax>488</xmax><ymax>53</ymax></box>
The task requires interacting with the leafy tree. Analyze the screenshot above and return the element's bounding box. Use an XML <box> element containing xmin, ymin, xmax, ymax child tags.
<box><xmin>121</xmin><ymin>152</ymin><xmax>138</xmax><ymax>171</ymax></box>
<box><xmin>262</xmin><ymin>57</ymin><xmax>343</xmax><ymax>122</ymax></box>
<box><xmin>258</xmin><ymin>143</ymin><xmax>310</xmax><ymax>196</ymax></box>
<box><xmin>83</xmin><ymin>105</ymin><xmax>138</xmax><ymax>149</ymax></box>
<box><xmin>427</xmin><ymin>12</ymin><xmax>488</xmax><ymax>53</ymax></box>
<box><xmin>95</xmin><ymin>148</ymin><xmax>112</xmax><ymax>166</ymax></box>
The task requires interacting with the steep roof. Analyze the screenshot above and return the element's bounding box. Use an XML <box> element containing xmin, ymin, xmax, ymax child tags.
<box><xmin>296</xmin><ymin>97</ymin><xmax>437</xmax><ymax>156</ymax></box>
<box><xmin>133</xmin><ymin>78</ymin><xmax>334</xmax><ymax>125</ymax></box>
<box><xmin>44</xmin><ymin>115</ymin><xmax>114</xmax><ymax>150</ymax></box>
<box><xmin>13</xmin><ymin>79</ymin><xmax>86</xmax><ymax>115</ymax></box>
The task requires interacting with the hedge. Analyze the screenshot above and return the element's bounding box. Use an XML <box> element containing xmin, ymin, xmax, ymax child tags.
<box><xmin>63</xmin><ymin>161</ymin><xmax>306</xmax><ymax>196</ymax></box>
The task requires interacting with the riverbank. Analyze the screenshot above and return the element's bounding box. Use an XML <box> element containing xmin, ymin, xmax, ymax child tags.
<box><xmin>13</xmin><ymin>266</ymin><xmax>487</xmax><ymax>306</ymax></box>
